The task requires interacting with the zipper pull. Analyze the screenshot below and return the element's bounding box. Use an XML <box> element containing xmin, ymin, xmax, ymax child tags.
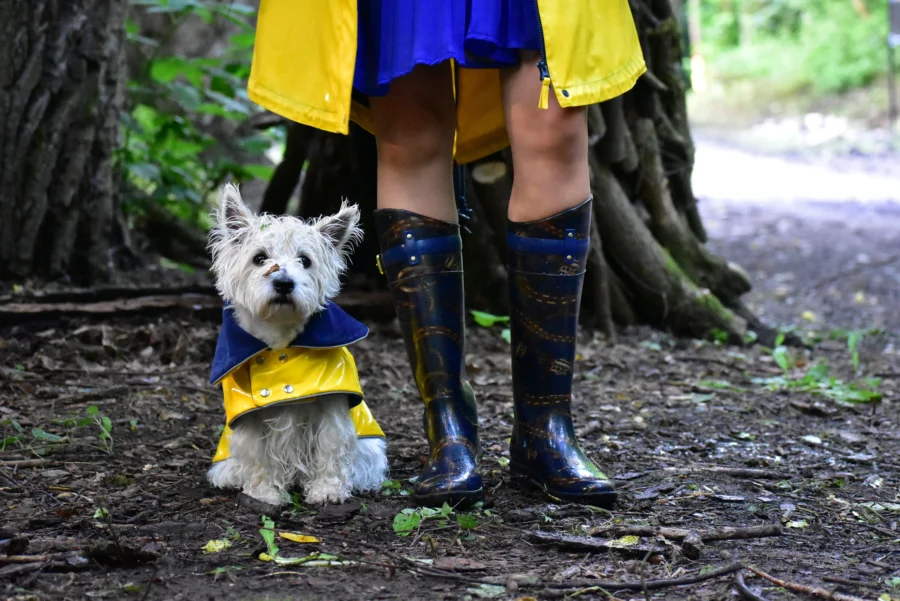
<box><xmin>537</xmin><ymin>59</ymin><xmax>551</xmax><ymax>110</ymax></box>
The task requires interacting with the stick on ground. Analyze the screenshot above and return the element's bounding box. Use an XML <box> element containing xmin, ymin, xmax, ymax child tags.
<box><xmin>747</xmin><ymin>566</ymin><xmax>871</xmax><ymax>601</ymax></box>
<box><xmin>735</xmin><ymin>571</ymin><xmax>770</xmax><ymax>601</ymax></box>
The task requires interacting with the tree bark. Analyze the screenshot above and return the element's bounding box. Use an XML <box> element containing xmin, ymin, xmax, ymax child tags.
<box><xmin>0</xmin><ymin>0</ymin><xmax>127</xmax><ymax>283</ymax></box>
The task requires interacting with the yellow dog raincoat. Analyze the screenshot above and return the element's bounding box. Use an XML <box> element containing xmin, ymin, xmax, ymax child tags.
<box><xmin>209</xmin><ymin>303</ymin><xmax>384</xmax><ymax>463</ymax></box>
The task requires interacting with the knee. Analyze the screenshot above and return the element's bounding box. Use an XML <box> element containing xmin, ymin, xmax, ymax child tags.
<box><xmin>511</xmin><ymin>106</ymin><xmax>587</xmax><ymax>168</ymax></box>
<box><xmin>374</xmin><ymin>101</ymin><xmax>455</xmax><ymax>170</ymax></box>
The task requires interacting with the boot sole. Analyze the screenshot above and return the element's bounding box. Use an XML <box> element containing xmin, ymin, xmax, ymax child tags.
<box><xmin>510</xmin><ymin>467</ymin><xmax>618</xmax><ymax>510</ymax></box>
<box><xmin>414</xmin><ymin>488</ymin><xmax>485</xmax><ymax>508</ymax></box>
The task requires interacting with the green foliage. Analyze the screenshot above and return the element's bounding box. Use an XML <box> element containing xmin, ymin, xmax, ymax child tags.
<box><xmin>696</xmin><ymin>0</ymin><xmax>888</xmax><ymax>94</ymax></box>
<box><xmin>470</xmin><ymin>310</ymin><xmax>512</xmax><ymax>344</ymax></box>
<box><xmin>392</xmin><ymin>503</ymin><xmax>486</xmax><ymax>537</ymax></box>
<box><xmin>122</xmin><ymin>0</ymin><xmax>277</xmax><ymax>226</ymax></box>
<box><xmin>752</xmin><ymin>361</ymin><xmax>882</xmax><ymax>405</ymax></box>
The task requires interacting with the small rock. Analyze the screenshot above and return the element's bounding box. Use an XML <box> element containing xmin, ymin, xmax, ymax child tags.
<box><xmin>505</xmin><ymin>580</ymin><xmax>519</xmax><ymax>594</ymax></box>
<box><xmin>681</xmin><ymin>531</ymin><xmax>704</xmax><ymax>560</ymax></box>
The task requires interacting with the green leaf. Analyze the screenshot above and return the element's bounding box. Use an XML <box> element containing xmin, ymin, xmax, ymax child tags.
<box><xmin>94</xmin><ymin>508</ymin><xmax>110</xmax><ymax>519</ymax></box>
<box><xmin>470</xmin><ymin>310</ymin><xmax>510</xmax><ymax>328</ymax></box>
<box><xmin>31</xmin><ymin>428</ymin><xmax>64</xmax><ymax>443</ymax></box>
<box><xmin>456</xmin><ymin>514</ymin><xmax>478</xmax><ymax>530</ymax></box>
<box><xmin>241</xmin><ymin>164</ymin><xmax>275</xmax><ymax>180</ymax></box>
<box><xmin>500</xmin><ymin>328</ymin><xmax>511</xmax><ymax>343</ymax></box>
<box><xmin>127</xmin><ymin>162</ymin><xmax>161</xmax><ymax>182</ymax></box>
<box><xmin>260</xmin><ymin>516</ymin><xmax>279</xmax><ymax>558</ymax></box>
<box><xmin>1</xmin><ymin>435</ymin><xmax>23</xmax><ymax>450</ymax></box>
<box><xmin>772</xmin><ymin>346</ymin><xmax>790</xmax><ymax>372</ymax></box>
<box><xmin>847</xmin><ymin>329</ymin><xmax>862</xmax><ymax>370</ymax></box>
<box><xmin>805</xmin><ymin>362</ymin><xmax>830</xmax><ymax>383</ymax></box>
<box><xmin>150</xmin><ymin>57</ymin><xmax>204</xmax><ymax>87</ymax></box>
<box><xmin>775</xmin><ymin>332</ymin><xmax>786</xmax><ymax>347</ymax></box>
<box><xmin>229</xmin><ymin>31</ymin><xmax>256</xmax><ymax>49</ymax></box>
<box><xmin>392</xmin><ymin>509</ymin><xmax>422</xmax><ymax>536</ymax></box>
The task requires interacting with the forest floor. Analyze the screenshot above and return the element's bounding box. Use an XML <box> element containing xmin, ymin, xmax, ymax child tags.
<box><xmin>1</xmin><ymin>141</ymin><xmax>899</xmax><ymax>601</ymax></box>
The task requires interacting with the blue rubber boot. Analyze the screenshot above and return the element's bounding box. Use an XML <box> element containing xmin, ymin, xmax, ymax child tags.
<box><xmin>506</xmin><ymin>197</ymin><xmax>617</xmax><ymax>508</ymax></box>
<box><xmin>374</xmin><ymin>209</ymin><xmax>483</xmax><ymax>506</ymax></box>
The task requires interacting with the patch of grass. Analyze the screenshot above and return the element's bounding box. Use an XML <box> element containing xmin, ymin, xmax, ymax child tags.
<box><xmin>752</xmin><ymin>361</ymin><xmax>881</xmax><ymax>405</ymax></box>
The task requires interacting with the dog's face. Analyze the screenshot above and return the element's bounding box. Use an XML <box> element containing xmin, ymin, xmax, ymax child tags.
<box><xmin>209</xmin><ymin>184</ymin><xmax>362</xmax><ymax>327</ymax></box>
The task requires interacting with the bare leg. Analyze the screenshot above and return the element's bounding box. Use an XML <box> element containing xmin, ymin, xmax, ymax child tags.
<box><xmin>501</xmin><ymin>51</ymin><xmax>591</xmax><ymax>221</ymax></box>
<box><xmin>370</xmin><ymin>64</ymin><xmax>458</xmax><ymax>222</ymax></box>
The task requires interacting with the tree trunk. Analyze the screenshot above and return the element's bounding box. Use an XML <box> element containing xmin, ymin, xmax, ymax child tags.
<box><xmin>261</xmin><ymin>0</ymin><xmax>768</xmax><ymax>342</ymax></box>
<box><xmin>0</xmin><ymin>0</ymin><xmax>127</xmax><ymax>283</ymax></box>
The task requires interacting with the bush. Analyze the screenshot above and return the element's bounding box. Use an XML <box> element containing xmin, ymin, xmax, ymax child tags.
<box><xmin>698</xmin><ymin>0</ymin><xmax>888</xmax><ymax>94</ymax></box>
<box><xmin>122</xmin><ymin>0</ymin><xmax>277</xmax><ymax>228</ymax></box>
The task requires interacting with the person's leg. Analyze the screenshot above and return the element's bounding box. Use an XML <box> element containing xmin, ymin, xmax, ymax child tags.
<box><xmin>500</xmin><ymin>52</ymin><xmax>616</xmax><ymax>508</ymax></box>
<box><xmin>502</xmin><ymin>52</ymin><xmax>591</xmax><ymax>222</ymax></box>
<box><xmin>369</xmin><ymin>64</ymin><xmax>458</xmax><ymax>222</ymax></box>
<box><xmin>370</xmin><ymin>64</ymin><xmax>483</xmax><ymax>506</ymax></box>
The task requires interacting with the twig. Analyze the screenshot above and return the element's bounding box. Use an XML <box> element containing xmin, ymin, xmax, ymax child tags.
<box><xmin>527</xmin><ymin>531</ymin><xmax>665</xmax><ymax>559</ymax></box>
<box><xmin>822</xmin><ymin>576</ymin><xmax>878</xmax><ymax>590</ymax></box>
<box><xmin>588</xmin><ymin>524</ymin><xmax>782</xmax><ymax>542</ymax></box>
<box><xmin>548</xmin><ymin>562</ymin><xmax>748</xmax><ymax>592</ymax></box>
<box><xmin>746</xmin><ymin>566</ymin><xmax>870</xmax><ymax>601</ymax></box>
<box><xmin>735</xmin><ymin>571</ymin><xmax>769</xmax><ymax>601</ymax></box>
<box><xmin>662</xmin><ymin>466</ymin><xmax>787</xmax><ymax>479</ymax></box>
<box><xmin>0</xmin><ymin>459</ymin><xmax>54</xmax><ymax>469</ymax></box>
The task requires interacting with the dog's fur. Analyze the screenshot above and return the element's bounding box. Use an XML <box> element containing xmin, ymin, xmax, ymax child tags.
<box><xmin>206</xmin><ymin>184</ymin><xmax>387</xmax><ymax>506</ymax></box>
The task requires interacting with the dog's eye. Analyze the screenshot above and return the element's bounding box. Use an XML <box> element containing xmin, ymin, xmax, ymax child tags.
<box><xmin>298</xmin><ymin>254</ymin><xmax>312</xmax><ymax>269</ymax></box>
<box><xmin>252</xmin><ymin>253</ymin><xmax>267</xmax><ymax>266</ymax></box>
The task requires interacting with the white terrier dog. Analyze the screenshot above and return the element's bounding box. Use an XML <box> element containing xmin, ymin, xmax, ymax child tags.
<box><xmin>205</xmin><ymin>184</ymin><xmax>388</xmax><ymax>506</ymax></box>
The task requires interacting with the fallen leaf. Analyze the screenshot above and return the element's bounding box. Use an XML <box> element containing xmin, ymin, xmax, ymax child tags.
<box><xmin>801</xmin><ymin>311</ymin><xmax>817</xmax><ymax>321</ymax></box>
<box><xmin>608</xmin><ymin>535</ymin><xmax>640</xmax><ymax>547</ymax></box>
<box><xmin>202</xmin><ymin>539</ymin><xmax>232</xmax><ymax>554</ymax></box>
<box><xmin>801</xmin><ymin>435</ymin><xmax>822</xmax><ymax>445</ymax></box>
<box><xmin>279</xmin><ymin>532</ymin><xmax>320</xmax><ymax>544</ymax></box>
<box><xmin>712</xmin><ymin>494</ymin><xmax>746</xmax><ymax>503</ymax></box>
<box><xmin>466</xmin><ymin>584</ymin><xmax>506</xmax><ymax>599</ymax></box>
<box><xmin>786</xmin><ymin>519</ymin><xmax>809</xmax><ymax>529</ymax></box>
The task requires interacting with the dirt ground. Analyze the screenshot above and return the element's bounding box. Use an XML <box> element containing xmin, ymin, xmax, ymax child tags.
<box><xmin>2</xmin><ymin>153</ymin><xmax>899</xmax><ymax>600</ymax></box>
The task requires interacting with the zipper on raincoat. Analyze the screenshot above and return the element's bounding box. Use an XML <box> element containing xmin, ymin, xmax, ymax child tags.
<box><xmin>534</xmin><ymin>0</ymin><xmax>551</xmax><ymax>109</ymax></box>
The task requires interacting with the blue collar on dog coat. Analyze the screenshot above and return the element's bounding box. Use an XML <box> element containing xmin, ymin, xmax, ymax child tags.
<box><xmin>209</xmin><ymin>302</ymin><xmax>369</xmax><ymax>385</ymax></box>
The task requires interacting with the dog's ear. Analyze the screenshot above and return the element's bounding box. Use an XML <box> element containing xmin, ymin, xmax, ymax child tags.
<box><xmin>214</xmin><ymin>183</ymin><xmax>253</xmax><ymax>234</ymax></box>
<box><xmin>315</xmin><ymin>201</ymin><xmax>363</xmax><ymax>257</ymax></box>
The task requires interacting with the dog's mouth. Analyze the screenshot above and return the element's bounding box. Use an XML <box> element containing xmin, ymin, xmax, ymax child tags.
<box><xmin>271</xmin><ymin>294</ymin><xmax>295</xmax><ymax>307</ymax></box>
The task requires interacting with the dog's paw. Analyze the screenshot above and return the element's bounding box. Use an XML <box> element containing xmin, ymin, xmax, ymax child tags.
<box><xmin>207</xmin><ymin>459</ymin><xmax>242</xmax><ymax>489</ymax></box>
<box><xmin>242</xmin><ymin>482</ymin><xmax>287</xmax><ymax>507</ymax></box>
<box><xmin>304</xmin><ymin>481</ymin><xmax>351</xmax><ymax>505</ymax></box>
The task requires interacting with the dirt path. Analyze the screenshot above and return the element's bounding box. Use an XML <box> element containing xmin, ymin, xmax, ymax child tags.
<box><xmin>1</xmin><ymin>147</ymin><xmax>898</xmax><ymax>600</ymax></box>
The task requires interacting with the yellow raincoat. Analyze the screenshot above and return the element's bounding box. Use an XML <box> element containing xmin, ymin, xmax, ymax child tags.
<box><xmin>209</xmin><ymin>304</ymin><xmax>384</xmax><ymax>463</ymax></box>
<box><xmin>247</xmin><ymin>0</ymin><xmax>646</xmax><ymax>163</ymax></box>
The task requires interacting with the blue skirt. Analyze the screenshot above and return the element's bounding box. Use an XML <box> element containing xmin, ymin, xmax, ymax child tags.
<box><xmin>353</xmin><ymin>0</ymin><xmax>542</xmax><ymax>97</ymax></box>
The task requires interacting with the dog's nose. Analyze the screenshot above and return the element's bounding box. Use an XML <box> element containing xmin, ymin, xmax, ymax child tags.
<box><xmin>272</xmin><ymin>277</ymin><xmax>295</xmax><ymax>294</ymax></box>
